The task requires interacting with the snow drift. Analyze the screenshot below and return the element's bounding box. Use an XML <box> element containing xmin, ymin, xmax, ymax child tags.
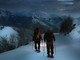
<box><xmin>0</xmin><ymin>26</ymin><xmax>19</xmax><ymax>47</ymax></box>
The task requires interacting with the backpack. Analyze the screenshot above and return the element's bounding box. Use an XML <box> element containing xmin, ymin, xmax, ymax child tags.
<box><xmin>36</xmin><ymin>32</ymin><xmax>42</xmax><ymax>41</ymax></box>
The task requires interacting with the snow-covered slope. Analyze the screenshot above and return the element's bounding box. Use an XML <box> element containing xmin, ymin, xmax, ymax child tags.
<box><xmin>32</xmin><ymin>11</ymin><xmax>63</xmax><ymax>31</ymax></box>
<box><xmin>0</xmin><ymin>26</ymin><xmax>19</xmax><ymax>47</ymax></box>
<box><xmin>69</xmin><ymin>25</ymin><xmax>80</xmax><ymax>42</ymax></box>
<box><xmin>32</xmin><ymin>11</ymin><xmax>50</xmax><ymax>27</ymax></box>
<box><xmin>0</xmin><ymin>34</ymin><xmax>79</xmax><ymax>60</ymax></box>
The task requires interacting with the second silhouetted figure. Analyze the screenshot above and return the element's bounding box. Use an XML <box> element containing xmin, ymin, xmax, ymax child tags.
<box><xmin>44</xmin><ymin>29</ymin><xmax>55</xmax><ymax>58</ymax></box>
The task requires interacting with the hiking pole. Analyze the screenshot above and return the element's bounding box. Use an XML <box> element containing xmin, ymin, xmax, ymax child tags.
<box><xmin>32</xmin><ymin>40</ymin><xmax>34</xmax><ymax>50</ymax></box>
<box><xmin>54</xmin><ymin>41</ymin><xmax>56</xmax><ymax>57</ymax></box>
<box><xmin>43</xmin><ymin>39</ymin><xmax>45</xmax><ymax>56</ymax></box>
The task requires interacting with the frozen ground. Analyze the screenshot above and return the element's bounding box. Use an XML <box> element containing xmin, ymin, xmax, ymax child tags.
<box><xmin>0</xmin><ymin>33</ymin><xmax>80</xmax><ymax>60</ymax></box>
<box><xmin>0</xmin><ymin>25</ymin><xmax>80</xmax><ymax>60</ymax></box>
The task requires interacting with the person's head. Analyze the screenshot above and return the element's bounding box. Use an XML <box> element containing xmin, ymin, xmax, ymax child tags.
<box><xmin>47</xmin><ymin>28</ymin><xmax>53</xmax><ymax>33</ymax></box>
<box><xmin>35</xmin><ymin>27</ymin><xmax>39</xmax><ymax>32</ymax></box>
<box><xmin>36</xmin><ymin>27</ymin><xmax>39</xmax><ymax>30</ymax></box>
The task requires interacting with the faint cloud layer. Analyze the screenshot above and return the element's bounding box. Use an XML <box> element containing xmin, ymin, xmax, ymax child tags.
<box><xmin>0</xmin><ymin>0</ymin><xmax>80</xmax><ymax>17</ymax></box>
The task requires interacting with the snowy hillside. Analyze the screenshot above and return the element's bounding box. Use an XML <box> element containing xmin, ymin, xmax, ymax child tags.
<box><xmin>0</xmin><ymin>26</ymin><xmax>19</xmax><ymax>47</ymax></box>
<box><xmin>32</xmin><ymin>11</ymin><xmax>64</xmax><ymax>32</ymax></box>
<box><xmin>69</xmin><ymin>25</ymin><xmax>80</xmax><ymax>42</ymax></box>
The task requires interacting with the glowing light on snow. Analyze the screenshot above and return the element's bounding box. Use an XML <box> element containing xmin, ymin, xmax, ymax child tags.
<box><xmin>40</xmin><ymin>42</ymin><xmax>46</xmax><ymax>48</ymax></box>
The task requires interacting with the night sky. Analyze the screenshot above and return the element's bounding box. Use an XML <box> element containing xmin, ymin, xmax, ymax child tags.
<box><xmin>0</xmin><ymin>0</ymin><xmax>80</xmax><ymax>17</ymax></box>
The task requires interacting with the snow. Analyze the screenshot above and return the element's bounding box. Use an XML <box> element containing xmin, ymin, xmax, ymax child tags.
<box><xmin>32</xmin><ymin>18</ymin><xmax>50</xmax><ymax>27</ymax></box>
<box><xmin>32</xmin><ymin>11</ymin><xmax>51</xmax><ymax>27</ymax></box>
<box><xmin>0</xmin><ymin>27</ymin><xmax>18</xmax><ymax>38</ymax></box>
<box><xmin>69</xmin><ymin>25</ymin><xmax>80</xmax><ymax>42</ymax></box>
<box><xmin>0</xmin><ymin>26</ymin><xmax>19</xmax><ymax>47</ymax></box>
<box><xmin>0</xmin><ymin>34</ymin><xmax>79</xmax><ymax>60</ymax></box>
<box><xmin>32</xmin><ymin>11</ymin><xmax>50</xmax><ymax>20</ymax></box>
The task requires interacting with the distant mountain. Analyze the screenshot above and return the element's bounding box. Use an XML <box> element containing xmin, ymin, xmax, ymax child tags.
<box><xmin>0</xmin><ymin>9</ymin><xmax>73</xmax><ymax>32</ymax></box>
<box><xmin>0</xmin><ymin>9</ymin><xmax>33</xmax><ymax>29</ymax></box>
<box><xmin>32</xmin><ymin>11</ymin><xmax>64</xmax><ymax>32</ymax></box>
<box><xmin>0</xmin><ymin>8</ymin><xmax>12</xmax><ymax>17</ymax></box>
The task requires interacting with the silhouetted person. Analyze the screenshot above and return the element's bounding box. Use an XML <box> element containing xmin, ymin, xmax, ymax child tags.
<box><xmin>33</xmin><ymin>27</ymin><xmax>42</xmax><ymax>52</ymax></box>
<box><xmin>44</xmin><ymin>29</ymin><xmax>55</xmax><ymax>58</ymax></box>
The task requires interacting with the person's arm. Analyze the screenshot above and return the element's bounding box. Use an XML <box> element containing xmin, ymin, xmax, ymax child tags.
<box><xmin>33</xmin><ymin>31</ymin><xmax>35</xmax><ymax>41</ymax></box>
<box><xmin>44</xmin><ymin>33</ymin><xmax>47</xmax><ymax>42</ymax></box>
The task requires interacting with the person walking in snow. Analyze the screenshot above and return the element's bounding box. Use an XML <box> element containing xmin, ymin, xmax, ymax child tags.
<box><xmin>33</xmin><ymin>27</ymin><xmax>42</xmax><ymax>52</ymax></box>
<box><xmin>44</xmin><ymin>29</ymin><xmax>55</xmax><ymax>58</ymax></box>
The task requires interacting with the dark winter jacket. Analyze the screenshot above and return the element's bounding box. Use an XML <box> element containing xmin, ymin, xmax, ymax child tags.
<box><xmin>33</xmin><ymin>29</ymin><xmax>42</xmax><ymax>42</ymax></box>
<box><xmin>44</xmin><ymin>30</ymin><xmax>55</xmax><ymax>44</ymax></box>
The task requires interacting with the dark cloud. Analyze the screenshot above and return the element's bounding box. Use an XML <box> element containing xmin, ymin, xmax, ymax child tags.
<box><xmin>0</xmin><ymin>0</ymin><xmax>80</xmax><ymax>17</ymax></box>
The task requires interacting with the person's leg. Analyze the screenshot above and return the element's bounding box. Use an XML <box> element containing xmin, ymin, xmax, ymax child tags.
<box><xmin>51</xmin><ymin>44</ymin><xmax>54</xmax><ymax>58</ymax></box>
<box><xmin>35</xmin><ymin>41</ymin><xmax>37</xmax><ymax>51</ymax></box>
<box><xmin>38</xmin><ymin>41</ymin><xmax>40</xmax><ymax>50</ymax></box>
<box><xmin>38</xmin><ymin>41</ymin><xmax>40</xmax><ymax>51</ymax></box>
<box><xmin>47</xmin><ymin>44</ymin><xmax>50</xmax><ymax>57</ymax></box>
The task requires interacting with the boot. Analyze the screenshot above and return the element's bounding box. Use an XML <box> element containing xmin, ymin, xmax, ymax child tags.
<box><xmin>47</xmin><ymin>54</ymin><xmax>50</xmax><ymax>58</ymax></box>
<box><xmin>37</xmin><ymin>49</ymin><xmax>40</xmax><ymax>53</ymax></box>
<box><xmin>35</xmin><ymin>49</ymin><xmax>37</xmax><ymax>52</ymax></box>
<box><xmin>50</xmin><ymin>55</ymin><xmax>54</xmax><ymax>58</ymax></box>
